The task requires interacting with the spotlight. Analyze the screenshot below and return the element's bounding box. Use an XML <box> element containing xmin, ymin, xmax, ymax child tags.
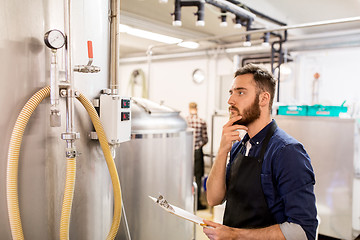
<box><xmin>220</xmin><ymin>10</ymin><xmax>227</xmax><ymax>27</ymax></box>
<box><xmin>172</xmin><ymin>0</ymin><xmax>182</xmax><ymax>27</ymax></box>
<box><xmin>196</xmin><ymin>20</ymin><xmax>205</xmax><ymax>27</ymax></box>
<box><xmin>243</xmin><ymin>34</ymin><xmax>251</xmax><ymax>46</ymax></box>
<box><xmin>172</xmin><ymin>20</ymin><xmax>182</xmax><ymax>27</ymax></box>
<box><xmin>262</xmin><ymin>32</ymin><xmax>270</xmax><ymax>47</ymax></box>
<box><xmin>194</xmin><ymin>0</ymin><xmax>205</xmax><ymax>27</ymax></box>
<box><xmin>234</xmin><ymin>16</ymin><xmax>242</xmax><ymax>29</ymax></box>
<box><xmin>243</xmin><ymin>41</ymin><xmax>251</xmax><ymax>47</ymax></box>
<box><xmin>172</xmin><ymin>0</ymin><xmax>205</xmax><ymax>27</ymax></box>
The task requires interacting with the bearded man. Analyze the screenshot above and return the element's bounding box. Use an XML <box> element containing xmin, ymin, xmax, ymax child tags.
<box><xmin>203</xmin><ymin>64</ymin><xmax>318</xmax><ymax>240</ymax></box>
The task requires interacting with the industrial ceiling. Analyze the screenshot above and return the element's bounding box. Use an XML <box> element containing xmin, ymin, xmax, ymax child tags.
<box><xmin>119</xmin><ymin>0</ymin><xmax>360</xmax><ymax>58</ymax></box>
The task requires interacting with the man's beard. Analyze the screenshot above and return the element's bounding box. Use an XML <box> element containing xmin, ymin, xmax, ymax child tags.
<box><xmin>230</xmin><ymin>94</ymin><xmax>261</xmax><ymax>126</ymax></box>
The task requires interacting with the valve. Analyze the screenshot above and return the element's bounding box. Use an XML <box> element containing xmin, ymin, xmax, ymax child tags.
<box><xmin>74</xmin><ymin>40</ymin><xmax>100</xmax><ymax>73</ymax></box>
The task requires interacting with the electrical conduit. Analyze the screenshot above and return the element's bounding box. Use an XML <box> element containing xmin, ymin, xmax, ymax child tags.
<box><xmin>7</xmin><ymin>86</ymin><xmax>122</xmax><ymax>240</ymax></box>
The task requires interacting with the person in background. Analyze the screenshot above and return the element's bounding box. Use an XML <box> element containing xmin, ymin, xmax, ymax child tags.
<box><xmin>186</xmin><ymin>102</ymin><xmax>208</xmax><ymax>210</ymax></box>
<box><xmin>203</xmin><ymin>64</ymin><xmax>318</xmax><ymax>240</ymax></box>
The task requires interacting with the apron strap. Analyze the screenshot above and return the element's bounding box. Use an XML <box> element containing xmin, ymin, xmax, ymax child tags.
<box><xmin>258</xmin><ymin>121</ymin><xmax>277</xmax><ymax>161</ymax></box>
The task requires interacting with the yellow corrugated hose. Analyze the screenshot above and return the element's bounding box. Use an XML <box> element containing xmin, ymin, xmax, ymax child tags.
<box><xmin>7</xmin><ymin>86</ymin><xmax>122</xmax><ymax>240</ymax></box>
<box><xmin>7</xmin><ymin>86</ymin><xmax>50</xmax><ymax>240</ymax></box>
<box><xmin>77</xmin><ymin>93</ymin><xmax>122</xmax><ymax>240</ymax></box>
<box><xmin>59</xmin><ymin>157</ymin><xmax>76</xmax><ymax>240</ymax></box>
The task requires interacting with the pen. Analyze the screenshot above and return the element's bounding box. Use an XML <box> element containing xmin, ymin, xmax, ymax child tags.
<box><xmin>200</xmin><ymin>223</ymin><xmax>213</xmax><ymax>228</ymax></box>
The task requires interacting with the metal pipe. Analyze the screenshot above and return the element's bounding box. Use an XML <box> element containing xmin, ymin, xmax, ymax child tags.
<box><xmin>225</xmin><ymin>0</ymin><xmax>287</xmax><ymax>26</ymax></box>
<box><xmin>220</xmin><ymin>9</ymin><xmax>227</xmax><ymax>26</ymax></box>
<box><xmin>148</xmin><ymin>16</ymin><xmax>360</xmax><ymax>52</ymax></box>
<box><xmin>120</xmin><ymin>29</ymin><xmax>360</xmax><ymax>64</ymax></box>
<box><xmin>123</xmin><ymin>42</ymin><xmax>271</xmax><ymax>63</ymax></box>
<box><xmin>212</xmin><ymin>16</ymin><xmax>360</xmax><ymax>41</ymax></box>
<box><xmin>146</xmin><ymin>49</ymin><xmax>152</xmax><ymax>98</ymax></box>
<box><xmin>121</xmin><ymin>200</ymin><xmax>132</xmax><ymax>240</ymax></box>
<box><xmin>197</xmin><ymin>0</ymin><xmax>205</xmax><ymax>24</ymax></box>
<box><xmin>241</xmin><ymin>55</ymin><xmax>276</xmax><ymax>66</ymax></box>
<box><xmin>210</xmin><ymin>113</ymin><xmax>215</xmax><ymax>166</ymax></box>
<box><xmin>173</xmin><ymin>0</ymin><xmax>205</xmax><ymax>26</ymax></box>
<box><xmin>205</xmin><ymin>0</ymin><xmax>255</xmax><ymax>21</ymax></box>
<box><xmin>192</xmin><ymin>179</ymin><xmax>198</xmax><ymax>240</ymax></box>
<box><xmin>270</xmin><ymin>30</ymin><xmax>287</xmax><ymax>102</ymax></box>
<box><xmin>109</xmin><ymin>0</ymin><xmax>120</xmax><ymax>94</ymax></box>
<box><xmin>64</xmin><ymin>0</ymin><xmax>75</xmax><ymax>149</ymax></box>
<box><xmin>173</xmin><ymin>0</ymin><xmax>182</xmax><ymax>23</ymax></box>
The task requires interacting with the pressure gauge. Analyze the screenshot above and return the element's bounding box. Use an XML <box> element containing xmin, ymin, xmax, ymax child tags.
<box><xmin>44</xmin><ymin>29</ymin><xmax>66</xmax><ymax>50</ymax></box>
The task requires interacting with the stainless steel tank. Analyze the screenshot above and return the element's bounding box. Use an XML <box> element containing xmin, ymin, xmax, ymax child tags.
<box><xmin>116</xmin><ymin>98</ymin><xmax>195</xmax><ymax>240</ymax></box>
<box><xmin>0</xmin><ymin>0</ymin><xmax>114</xmax><ymax>239</ymax></box>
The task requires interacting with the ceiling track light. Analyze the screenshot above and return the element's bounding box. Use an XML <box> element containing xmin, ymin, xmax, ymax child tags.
<box><xmin>168</xmin><ymin>0</ymin><xmax>288</xmax><ymax>50</ymax></box>
<box><xmin>243</xmin><ymin>34</ymin><xmax>251</xmax><ymax>47</ymax></box>
<box><xmin>262</xmin><ymin>32</ymin><xmax>270</xmax><ymax>46</ymax></box>
<box><xmin>234</xmin><ymin>16</ymin><xmax>243</xmax><ymax>29</ymax></box>
<box><xmin>170</xmin><ymin>0</ymin><xmax>287</xmax><ymax>37</ymax></box>
<box><xmin>243</xmin><ymin>19</ymin><xmax>253</xmax><ymax>46</ymax></box>
<box><xmin>172</xmin><ymin>0</ymin><xmax>205</xmax><ymax>27</ymax></box>
<box><xmin>220</xmin><ymin>10</ymin><xmax>227</xmax><ymax>27</ymax></box>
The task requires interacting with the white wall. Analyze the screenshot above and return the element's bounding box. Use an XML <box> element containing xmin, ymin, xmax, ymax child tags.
<box><xmin>294</xmin><ymin>47</ymin><xmax>360</xmax><ymax>110</ymax></box>
<box><xmin>119</xmin><ymin>55</ymin><xmax>234</xmax><ymax>117</ymax></box>
<box><xmin>274</xmin><ymin>47</ymin><xmax>360</xmax><ymax>117</ymax></box>
<box><xmin>119</xmin><ymin>54</ymin><xmax>234</xmax><ymax>154</ymax></box>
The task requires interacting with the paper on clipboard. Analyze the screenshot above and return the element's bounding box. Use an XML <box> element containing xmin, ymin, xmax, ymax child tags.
<box><xmin>149</xmin><ymin>195</ymin><xmax>210</xmax><ymax>228</ymax></box>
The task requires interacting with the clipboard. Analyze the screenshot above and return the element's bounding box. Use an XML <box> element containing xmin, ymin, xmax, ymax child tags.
<box><xmin>149</xmin><ymin>195</ymin><xmax>211</xmax><ymax>228</ymax></box>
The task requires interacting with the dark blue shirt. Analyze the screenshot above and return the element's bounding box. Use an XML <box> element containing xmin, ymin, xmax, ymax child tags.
<box><xmin>226</xmin><ymin>120</ymin><xmax>318</xmax><ymax>240</ymax></box>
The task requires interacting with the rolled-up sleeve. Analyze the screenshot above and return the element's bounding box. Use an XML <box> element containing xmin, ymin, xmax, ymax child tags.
<box><xmin>280</xmin><ymin>222</ymin><xmax>307</xmax><ymax>240</ymax></box>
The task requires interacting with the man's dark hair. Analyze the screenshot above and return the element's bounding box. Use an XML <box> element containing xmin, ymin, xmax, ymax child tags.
<box><xmin>234</xmin><ymin>63</ymin><xmax>276</xmax><ymax>110</ymax></box>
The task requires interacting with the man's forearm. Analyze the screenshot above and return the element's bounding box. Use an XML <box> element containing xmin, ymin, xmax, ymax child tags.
<box><xmin>206</xmin><ymin>149</ymin><xmax>228</xmax><ymax>206</ymax></box>
<box><xmin>231</xmin><ymin>224</ymin><xmax>286</xmax><ymax>240</ymax></box>
<box><xmin>207</xmin><ymin>116</ymin><xmax>245</xmax><ymax>207</ymax></box>
<box><xmin>203</xmin><ymin>221</ymin><xmax>286</xmax><ymax>240</ymax></box>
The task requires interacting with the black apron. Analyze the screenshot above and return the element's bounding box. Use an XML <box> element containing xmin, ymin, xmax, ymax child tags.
<box><xmin>223</xmin><ymin>121</ymin><xmax>277</xmax><ymax>228</ymax></box>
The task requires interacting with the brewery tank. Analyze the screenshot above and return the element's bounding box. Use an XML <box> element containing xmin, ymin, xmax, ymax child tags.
<box><xmin>116</xmin><ymin>97</ymin><xmax>195</xmax><ymax>240</ymax></box>
<box><xmin>0</xmin><ymin>0</ymin><xmax>115</xmax><ymax>239</ymax></box>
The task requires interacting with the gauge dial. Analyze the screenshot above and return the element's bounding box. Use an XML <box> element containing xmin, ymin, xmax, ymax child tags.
<box><xmin>44</xmin><ymin>30</ymin><xmax>66</xmax><ymax>50</ymax></box>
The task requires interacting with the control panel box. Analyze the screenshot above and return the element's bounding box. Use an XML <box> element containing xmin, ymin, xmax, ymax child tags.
<box><xmin>100</xmin><ymin>94</ymin><xmax>131</xmax><ymax>144</ymax></box>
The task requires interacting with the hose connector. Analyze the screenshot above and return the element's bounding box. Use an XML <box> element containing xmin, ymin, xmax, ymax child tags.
<box><xmin>61</xmin><ymin>132</ymin><xmax>80</xmax><ymax>141</ymax></box>
<box><xmin>65</xmin><ymin>147</ymin><xmax>78</xmax><ymax>158</ymax></box>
